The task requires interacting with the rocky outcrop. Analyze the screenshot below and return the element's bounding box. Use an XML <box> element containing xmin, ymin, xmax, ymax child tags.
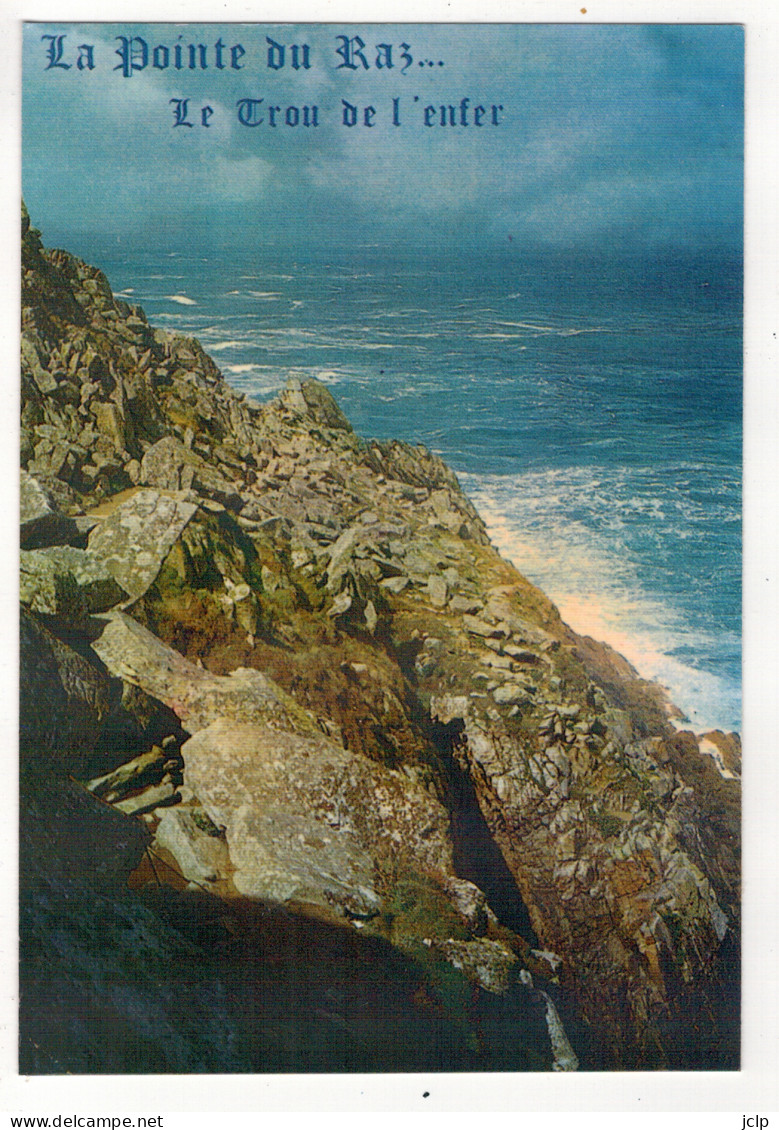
<box><xmin>179</xmin><ymin>718</ymin><xmax>452</xmax><ymax>915</ymax></box>
<box><xmin>19</xmin><ymin>205</ymin><xmax>740</xmax><ymax>1073</ymax></box>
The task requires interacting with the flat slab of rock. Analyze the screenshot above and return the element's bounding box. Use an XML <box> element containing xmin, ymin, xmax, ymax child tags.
<box><xmin>180</xmin><ymin>718</ymin><xmax>454</xmax><ymax>917</ymax></box>
<box><xmin>91</xmin><ymin>611</ymin><xmax>308</xmax><ymax>735</ymax></box>
<box><xmin>87</xmin><ymin>489</ymin><xmax>198</xmax><ymax>600</ymax></box>
<box><xmin>462</xmin><ymin>614</ymin><xmax>504</xmax><ymax>639</ymax></box>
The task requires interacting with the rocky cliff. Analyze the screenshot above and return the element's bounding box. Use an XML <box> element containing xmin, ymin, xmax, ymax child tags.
<box><xmin>19</xmin><ymin>202</ymin><xmax>740</xmax><ymax>1073</ymax></box>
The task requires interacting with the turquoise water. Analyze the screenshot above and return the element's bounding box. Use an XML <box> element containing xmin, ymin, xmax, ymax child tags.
<box><xmin>78</xmin><ymin>242</ymin><xmax>741</xmax><ymax>732</ymax></box>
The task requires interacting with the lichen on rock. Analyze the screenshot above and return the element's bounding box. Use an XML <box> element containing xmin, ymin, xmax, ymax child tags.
<box><xmin>18</xmin><ymin>204</ymin><xmax>740</xmax><ymax>1074</ymax></box>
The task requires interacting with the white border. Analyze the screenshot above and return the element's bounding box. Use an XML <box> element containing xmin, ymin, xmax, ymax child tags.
<box><xmin>2</xmin><ymin>1</ymin><xmax>777</xmax><ymax>1118</ymax></box>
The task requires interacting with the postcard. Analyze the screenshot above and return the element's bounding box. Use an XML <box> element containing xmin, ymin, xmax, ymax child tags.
<box><xmin>7</xmin><ymin>7</ymin><xmax>771</xmax><ymax>1118</ymax></box>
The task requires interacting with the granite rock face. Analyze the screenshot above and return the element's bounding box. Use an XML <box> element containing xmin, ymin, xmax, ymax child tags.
<box><xmin>180</xmin><ymin>718</ymin><xmax>453</xmax><ymax>915</ymax></box>
<box><xmin>19</xmin><ymin>204</ymin><xmax>740</xmax><ymax>1073</ymax></box>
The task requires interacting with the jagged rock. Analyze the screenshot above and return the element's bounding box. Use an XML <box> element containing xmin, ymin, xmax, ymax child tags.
<box><xmin>86</xmin><ymin>745</ymin><xmax>168</xmax><ymax>800</ymax></box>
<box><xmin>21</xmin><ymin>545</ymin><xmax>126</xmax><ymax>614</ymax></box>
<box><xmin>92</xmin><ymin>611</ymin><xmax>311</xmax><ymax>735</ymax></box>
<box><xmin>449</xmin><ymin>595</ymin><xmax>482</xmax><ymax>614</ymax></box>
<box><xmin>180</xmin><ymin>718</ymin><xmax>454</xmax><ymax>917</ymax></box>
<box><xmin>20</xmin><ymin>471</ymin><xmax>80</xmax><ymax>548</ymax></box>
<box><xmin>91</xmin><ymin>400</ymin><xmax>129</xmax><ymax>451</ymax></box>
<box><xmin>504</xmin><ymin>645</ymin><xmax>541</xmax><ymax>665</ymax></box>
<box><xmin>140</xmin><ymin>435</ymin><xmax>244</xmax><ymax>509</ymax></box>
<box><xmin>112</xmin><ymin>776</ymin><xmax>179</xmax><ymax>816</ymax></box>
<box><xmin>363</xmin><ymin>599</ymin><xmax>378</xmax><ymax>634</ymax></box>
<box><xmin>153</xmin><ymin>806</ymin><xmax>231</xmax><ymax>888</ymax></box>
<box><xmin>492</xmin><ymin>684</ymin><xmax>532</xmax><ymax>706</ymax></box>
<box><xmin>87</xmin><ymin>489</ymin><xmax>198</xmax><ymax>600</ymax></box>
<box><xmin>380</xmin><ymin>575</ymin><xmax>410</xmax><ymax>594</ymax></box>
<box><xmin>326</xmin><ymin>526</ymin><xmax>360</xmax><ymax>592</ymax></box>
<box><xmin>20</xmin><ymin>550</ymin><xmax>89</xmax><ymax>622</ymax></box>
<box><xmin>280</xmin><ymin>377</ymin><xmax>353</xmax><ymax>431</ymax></box>
<box><xmin>444</xmin><ymin>877</ymin><xmax>490</xmax><ymax>934</ymax></box>
<box><xmin>431</xmin><ymin>690</ymin><xmax>735</xmax><ymax>1068</ymax></box>
<box><xmin>462</xmin><ymin>613</ymin><xmax>503</xmax><ymax>639</ymax></box>
<box><xmin>229</xmin><ymin>582</ymin><xmax>259</xmax><ymax>636</ymax></box>
<box><xmin>432</xmin><ymin>938</ymin><xmax>518</xmax><ymax>994</ymax></box>
<box><xmin>20</xmin><ymin>607</ymin><xmax>113</xmax><ymax>762</ymax></box>
<box><xmin>327</xmin><ymin>591</ymin><xmax>353</xmax><ymax>618</ymax></box>
<box><xmin>427</xmin><ymin>575</ymin><xmax>448</xmax><ymax>608</ymax></box>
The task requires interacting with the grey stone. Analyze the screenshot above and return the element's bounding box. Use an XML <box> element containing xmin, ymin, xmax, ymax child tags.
<box><xmin>87</xmin><ymin>489</ymin><xmax>198</xmax><ymax>600</ymax></box>
<box><xmin>20</xmin><ymin>550</ymin><xmax>88</xmax><ymax>622</ymax></box>
<box><xmin>20</xmin><ymin>471</ymin><xmax>79</xmax><ymax>549</ymax></box>
<box><xmin>427</xmin><ymin>575</ymin><xmax>448</xmax><ymax>608</ymax></box>
<box><xmin>23</xmin><ymin>545</ymin><xmax>127</xmax><ymax>613</ymax></box>
<box><xmin>492</xmin><ymin>684</ymin><xmax>531</xmax><ymax>706</ymax></box>
<box><xmin>113</xmin><ymin>777</ymin><xmax>179</xmax><ymax>816</ymax></box>
<box><xmin>433</xmin><ymin>938</ymin><xmax>518</xmax><ymax>995</ymax></box>
<box><xmin>444</xmin><ymin>877</ymin><xmax>489</xmax><ymax>934</ymax></box>
<box><xmin>449</xmin><ymin>595</ymin><xmax>482</xmax><ymax>615</ymax></box>
<box><xmin>364</xmin><ymin>599</ymin><xmax>378</xmax><ymax>634</ymax></box>
<box><xmin>379</xmin><ymin>575</ymin><xmax>410</xmax><ymax>594</ymax></box>
<box><xmin>462</xmin><ymin>614</ymin><xmax>502</xmax><ymax>639</ymax></box>
<box><xmin>327</xmin><ymin>591</ymin><xmax>353</xmax><ymax>618</ymax></box>
<box><xmin>91</xmin><ymin>611</ymin><xmax>309</xmax><ymax>736</ymax></box>
<box><xmin>153</xmin><ymin>807</ymin><xmax>231</xmax><ymax>888</ymax></box>
<box><xmin>180</xmin><ymin>718</ymin><xmax>453</xmax><ymax>917</ymax></box>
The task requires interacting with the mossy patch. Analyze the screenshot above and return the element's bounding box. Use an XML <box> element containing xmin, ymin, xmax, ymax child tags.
<box><xmin>380</xmin><ymin>873</ymin><xmax>470</xmax><ymax>947</ymax></box>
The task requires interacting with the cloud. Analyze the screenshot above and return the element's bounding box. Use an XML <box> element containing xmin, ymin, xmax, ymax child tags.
<box><xmin>23</xmin><ymin>22</ymin><xmax>743</xmax><ymax>252</ymax></box>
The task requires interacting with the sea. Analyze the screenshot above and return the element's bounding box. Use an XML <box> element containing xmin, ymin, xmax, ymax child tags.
<box><xmin>76</xmin><ymin>241</ymin><xmax>742</xmax><ymax>734</ymax></box>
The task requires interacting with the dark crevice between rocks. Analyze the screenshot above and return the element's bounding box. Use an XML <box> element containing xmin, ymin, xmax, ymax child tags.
<box><xmin>430</xmin><ymin>718</ymin><xmax>539</xmax><ymax>946</ymax></box>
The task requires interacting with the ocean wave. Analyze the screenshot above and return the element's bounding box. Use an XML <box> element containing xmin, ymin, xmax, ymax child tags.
<box><xmin>461</xmin><ymin>472</ymin><xmax>741</xmax><ymax>733</ymax></box>
<box><xmin>165</xmin><ymin>294</ymin><xmax>197</xmax><ymax>306</ymax></box>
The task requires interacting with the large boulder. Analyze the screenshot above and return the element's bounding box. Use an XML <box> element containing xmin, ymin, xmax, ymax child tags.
<box><xmin>20</xmin><ymin>546</ymin><xmax>126</xmax><ymax>616</ymax></box>
<box><xmin>91</xmin><ymin>611</ymin><xmax>311</xmax><ymax>735</ymax></box>
<box><xmin>87</xmin><ymin>489</ymin><xmax>198</xmax><ymax>600</ymax></box>
<box><xmin>179</xmin><ymin>718</ymin><xmax>454</xmax><ymax>918</ymax></box>
<box><xmin>430</xmin><ymin>692</ymin><xmax>736</xmax><ymax>1069</ymax></box>
<box><xmin>20</xmin><ymin>470</ymin><xmax>80</xmax><ymax>548</ymax></box>
<box><xmin>20</xmin><ymin>607</ymin><xmax>183</xmax><ymax>777</ymax></box>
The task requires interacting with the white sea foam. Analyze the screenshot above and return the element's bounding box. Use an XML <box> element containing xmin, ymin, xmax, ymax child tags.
<box><xmin>165</xmin><ymin>294</ymin><xmax>197</xmax><ymax>306</ymax></box>
<box><xmin>463</xmin><ymin>472</ymin><xmax>740</xmax><ymax>734</ymax></box>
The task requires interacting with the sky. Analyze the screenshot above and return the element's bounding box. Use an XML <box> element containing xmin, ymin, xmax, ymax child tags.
<box><xmin>23</xmin><ymin>22</ymin><xmax>743</xmax><ymax>256</ymax></box>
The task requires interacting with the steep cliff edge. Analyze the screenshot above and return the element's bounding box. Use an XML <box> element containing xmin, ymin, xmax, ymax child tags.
<box><xmin>19</xmin><ymin>204</ymin><xmax>740</xmax><ymax>1072</ymax></box>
